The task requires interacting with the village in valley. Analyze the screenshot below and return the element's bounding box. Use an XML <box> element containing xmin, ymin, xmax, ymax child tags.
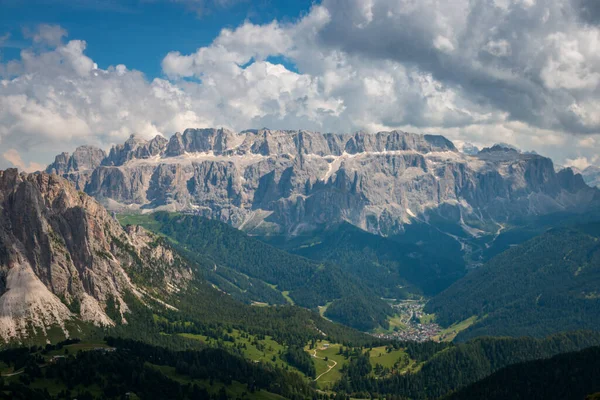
<box><xmin>372</xmin><ymin>300</ymin><xmax>443</xmax><ymax>342</ymax></box>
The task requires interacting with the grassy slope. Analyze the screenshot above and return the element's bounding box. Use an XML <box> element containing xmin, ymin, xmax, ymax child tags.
<box><xmin>178</xmin><ymin>329</ymin><xmax>289</xmax><ymax>368</ymax></box>
<box><xmin>368</xmin><ymin>346</ymin><xmax>410</xmax><ymax>369</ymax></box>
<box><xmin>434</xmin><ymin>316</ymin><xmax>479</xmax><ymax>342</ymax></box>
<box><xmin>304</xmin><ymin>341</ymin><xmax>348</xmax><ymax>390</ymax></box>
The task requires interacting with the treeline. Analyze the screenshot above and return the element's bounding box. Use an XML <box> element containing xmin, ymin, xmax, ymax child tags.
<box><xmin>334</xmin><ymin>331</ymin><xmax>600</xmax><ymax>399</ymax></box>
<box><xmin>152</xmin><ymin>211</ymin><xmax>317</xmax><ymax>291</ymax></box>
<box><xmin>106</xmin><ymin>281</ymin><xmax>387</xmax><ymax>352</ymax></box>
<box><xmin>266</xmin><ymin>221</ymin><xmax>466</xmax><ymax>297</ymax></box>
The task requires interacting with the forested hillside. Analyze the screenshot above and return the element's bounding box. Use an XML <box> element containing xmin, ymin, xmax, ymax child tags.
<box><xmin>119</xmin><ymin>212</ymin><xmax>394</xmax><ymax>331</ymax></box>
<box><xmin>447</xmin><ymin>346</ymin><xmax>600</xmax><ymax>400</ymax></box>
<box><xmin>427</xmin><ymin>223</ymin><xmax>600</xmax><ymax>340</ymax></box>
<box><xmin>261</xmin><ymin>222</ymin><xmax>466</xmax><ymax>298</ymax></box>
<box><xmin>120</xmin><ymin>277</ymin><xmax>385</xmax><ymax>349</ymax></box>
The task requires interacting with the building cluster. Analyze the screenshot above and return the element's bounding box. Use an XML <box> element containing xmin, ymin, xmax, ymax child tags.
<box><xmin>373</xmin><ymin>300</ymin><xmax>442</xmax><ymax>342</ymax></box>
<box><xmin>375</xmin><ymin>323</ymin><xmax>441</xmax><ymax>342</ymax></box>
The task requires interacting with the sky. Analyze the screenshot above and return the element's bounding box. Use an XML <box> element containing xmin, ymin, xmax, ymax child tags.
<box><xmin>1</xmin><ymin>0</ymin><xmax>600</xmax><ymax>171</ymax></box>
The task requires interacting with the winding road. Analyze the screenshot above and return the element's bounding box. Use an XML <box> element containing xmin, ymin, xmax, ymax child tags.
<box><xmin>311</xmin><ymin>348</ymin><xmax>338</xmax><ymax>381</ymax></box>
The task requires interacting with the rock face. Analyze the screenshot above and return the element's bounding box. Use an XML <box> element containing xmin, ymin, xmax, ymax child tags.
<box><xmin>46</xmin><ymin>145</ymin><xmax>107</xmax><ymax>191</ymax></box>
<box><xmin>0</xmin><ymin>169</ymin><xmax>192</xmax><ymax>341</ymax></box>
<box><xmin>48</xmin><ymin>129</ymin><xmax>600</xmax><ymax>236</ymax></box>
<box><xmin>103</xmin><ymin>135</ymin><xmax>169</xmax><ymax>166</ymax></box>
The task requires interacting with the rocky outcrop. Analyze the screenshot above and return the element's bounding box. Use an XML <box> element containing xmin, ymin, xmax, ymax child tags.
<box><xmin>48</xmin><ymin>129</ymin><xmax>600</xmax><ymax>236</ymax></box>
<box><xmin>46</xmin><ymin>145</ymin><xmax>107</xmax><ymax>190</ymax></box>
<box><xmin>46</xmin><ymin>145</ymin><xmax>106</xmax><ymax>175</ymax></box>
<box><xmin>0</xmin><ymin>169</ymin><xmax>192</xmax><ymax>341</ymax></box>
<box><xmin>103</xmin><ymin>135</ymin><xmax>168</xmax><ymax>166</ymax></box>
<box><xmin>165</xmin><ymin>128</ymin><xmax>241</xmax><ymax>156</ymax></box>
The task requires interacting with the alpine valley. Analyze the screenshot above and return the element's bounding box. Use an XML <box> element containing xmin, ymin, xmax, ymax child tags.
<box><xmin>2</xmin><ymin>129</ymin><xmax>600</xmax><ymax>399</ymax></box>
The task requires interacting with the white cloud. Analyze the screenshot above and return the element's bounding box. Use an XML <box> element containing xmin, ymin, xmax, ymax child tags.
<box><xmin>434</xmin><ymin>36</ymin><xmax>455</xmax><ymax>53</ymax></box>
<box><xmin>0</xmin><ymin>40</ymin><xmax>209</xmax><ymax>168</ymax></box>
<box><xmin>540</xmin><ymin>30</ymin><xmax>600</xmax><ymax>90</ymax></box>
<box><xmin>162</xmin><ymin>20</ymin><xmax>293</xmax><ymax>79</ymax></box>
<box><xmin>3</xmin><ymin>1</ymin><xmax>600</xmax><ymax>170</ymax></box>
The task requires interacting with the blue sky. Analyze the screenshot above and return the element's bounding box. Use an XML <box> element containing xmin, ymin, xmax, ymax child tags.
<box><xmin>0</xmin><ymin>0</ymin><xmax>313</xmax><ymax>78</ymax></box>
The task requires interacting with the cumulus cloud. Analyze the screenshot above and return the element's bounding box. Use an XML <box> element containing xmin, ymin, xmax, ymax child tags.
<box><xmin>0</xmin><ymin>38</ymin><xmax>210</xmax><ymax>168</ymax></box>
<box><xmin>3</xmin><ymin>1</ymin><xmax>600</xmax><ymax>169</ymax></box>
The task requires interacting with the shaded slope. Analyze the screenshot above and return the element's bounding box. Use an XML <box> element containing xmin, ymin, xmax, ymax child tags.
<box><xmin>427</xmin><ymin>223</ymin><xmax>600</xmax><ymax>340</ymax></box>
<box><xmin>119</xmin><ymin>212</ymin><xmax>394</xmax><ymax>330</ymax></box>
<box><xmin>261</xmin><ymin>221</ymin><xmax>466</xmax><ymax>297</ymax></box>
<box><xmin>447</xmin><ymin>346</ymin><xmax>600</xmax><ymax>400</ymax></box>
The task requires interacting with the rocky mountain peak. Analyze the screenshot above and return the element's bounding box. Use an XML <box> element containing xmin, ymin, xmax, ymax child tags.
<box><xmin>479</xmin><ymin>144</ymin><xmax>520</xmax><ymax>154</ymax></box>
<box><xmin>0</xmin><ymin>168</ymin><xmax>193</xmax><ymax>341</ymax></box>
<box><xmin>576</xmin><ymin>165</ymin><xmax>600</xmax><ymax>188</ymax></box>
<box><xmin>460</xmin><ymin>142</ymin><xmax>480</xmax><ymax>155</ymax></box>
<box><xmin>46</xmin><ymin>145</ymin><xmax>106</xmax><ymax>175</ymax></box>
<box><xmin>46</xmin><ymin>152</ymin><xmax>71</xmax><ymax>175</ymax></box>
<box><xmin>103</xmin><ymin>134</ymin><xmax>168</xmax><ymax>166</ymax></box>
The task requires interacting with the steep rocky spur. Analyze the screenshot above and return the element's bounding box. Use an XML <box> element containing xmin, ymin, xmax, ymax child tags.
<box><xmin>0</xmin><ymin>169</ymin><xmax>192</xmax><ymax>341</ymax></box>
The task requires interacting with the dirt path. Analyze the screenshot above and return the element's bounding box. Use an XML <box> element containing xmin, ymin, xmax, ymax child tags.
<box><xmin>311</xmin><ymin>348</ymin><xmax>338</xmax><ymax>381</ymax></box>
<box><xmin>1</xmin><ymin>369</ymin><xmax>24</xmax><ymax>377</ymax></box>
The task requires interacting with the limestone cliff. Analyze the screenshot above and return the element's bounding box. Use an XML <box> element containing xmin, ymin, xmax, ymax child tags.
<box><xmin>0</xmin><ymin>169</ymin><xmax>192</xmax><ymax>341</ymax></box>
<box><xmin>49</xmin><ymin>129</ymin><xmax>600</xmax><ymax>236</ymax></box>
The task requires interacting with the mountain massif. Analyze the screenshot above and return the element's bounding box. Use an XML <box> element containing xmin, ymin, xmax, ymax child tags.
<box><xmin>0</xmin><ymin>169</ymin><xmax>194</xmax><ymax>342</ymax></box>
<box><xmin>47</xmin><ymin>129</ymin><xmax>599</xmax><ymax>239</ymax></box>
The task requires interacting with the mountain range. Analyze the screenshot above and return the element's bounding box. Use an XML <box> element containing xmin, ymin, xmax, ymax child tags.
<box><xmin>1</xmin><ymin>128</ymin><xmax>594</xmax><ymax>342</ymax></box>
<box><xmin>0</xmin><ymin>168</ymin><xmax>401</xmax><ymax>343</ymax></box>
<box><xmin>46</xmin><ymin>129</ymin><xmax>599</xmax><ymax>240</ymax></box>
